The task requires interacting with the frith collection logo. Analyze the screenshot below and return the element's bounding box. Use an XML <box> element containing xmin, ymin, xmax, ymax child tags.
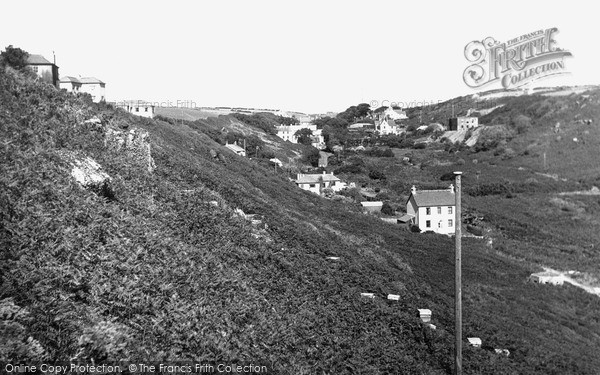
<box><xmin>463</xmin><ymin>27</ymin><xmax>572</xmax><ymax>90</ymax></box>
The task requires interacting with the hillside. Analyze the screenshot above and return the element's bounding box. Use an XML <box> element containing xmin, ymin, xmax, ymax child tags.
<box><xmin>2</xmin><ymin>68</ymin><xmax>600</xmax><ymax>374</ymax></box>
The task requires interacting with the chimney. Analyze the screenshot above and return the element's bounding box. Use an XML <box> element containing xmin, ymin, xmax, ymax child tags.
<box><xmin>411</xmin><ymin>185</ymin><xmax>417</xmax><ymax>195</ymax></box>
<box><xmin>323</xmin><ymin>171</ymin><xmax>326</xmax><ymax>175</ymax></box>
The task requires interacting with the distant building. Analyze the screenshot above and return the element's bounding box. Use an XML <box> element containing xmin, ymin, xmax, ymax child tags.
<box><xmin>276</xmin><ymin>123</ymin><xmax>325</xmax><ymax>149</ymax></box>
<box><xmin>225</xmin><ymin>142</ymin><xmax>246</xmax><ymax>157</ymax></box>
<box><xmin>26</xmin><ymin>54</ymin><xmax>59</xmax><ymax>88</ymax></box>
<box><xmin>79</xmin><ymin>77</ymin><xmax>105</xmax><ymax>102</ymax></box>
<box><xmin>115</xmin><ymin>100</ymin><xmax>155</xmax><ymax>118</ymax></box>
<box><xmin>59</xmin><ymin>76</ymin><xmax>82</xmax><ymax>93</ymax></box>
<box><xmin>377</xmin><ymin>117</ymin><xmax>402</xmax><ymax>136</ymax></box>
<box><xmin>295</xmin><ymin>172</ymin><xmax>343</xmax><ymax>194</ymax></box>
<box><xmin>529</xmin><ymin>271</ymin><xmax>564</xmax><ymax>285</ymax></box>
<box><xmin>384</xmin><ymin>106</ymin><xmax>408</xmax><ymax>121</ymax></box>
<box><xmin>406</xmin><ymin>185</ymin><xmax>456</xmax><ymax>234</ymax></box>
<box><xmin>60</xmin><ymin>76</ymin><xmax>106</xmax><ymax>102</ymax></box>
<box><xmin>448</xmin><ymin>116</ymin><xmax>478</xmax><ymax>131</ymax></box>
<box><xmin>467</xmin><ymin>337</ymin><xmax>482</xmax><ymax>348</ymax></box>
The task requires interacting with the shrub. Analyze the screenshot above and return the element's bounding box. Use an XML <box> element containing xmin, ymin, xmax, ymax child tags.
<box><xmin>0</xmin><ymin>45</ymin><xmax>29</xmax><ymax>70</ymax></box>
<box><xmin>368</xmin><ymin>169</ymin><xmax>386</xmax><ymax>180</ymax></box>
<box><xmin>381</xmin><ymin>202</ymin><xmax>395</xmax><ymax>215</ymax></box>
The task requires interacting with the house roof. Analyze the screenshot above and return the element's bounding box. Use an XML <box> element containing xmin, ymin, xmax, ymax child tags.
<box><xmin>60</xmin><ymin>76</ymin><xmax>81</xmax><ymax>83</ymax></box>
<box><xmin>79</xmin><ymin>77</ymin><xmax>105</xmax><ymax>84</ymax></box>
<box><xmin>531</xmin><ymin>271</ymin><xmax>563</xmax><ymax>278</ymax></box>
<box><xmin>398</xmin><ymin>214</ymin><xmax>414</xmax><ymax>223</ymax></box>
<box><xmin>410</xmin><ymin>190</ymin><xmax>455</xmax><ymax>207</ymax></box>
<box><xmin>26</xmin><ymin>54</ymin><xmax>54</xmax><ymax>65</ymax></box>
<box><xmin>296</xmin><ymin>173</ymin><xmax>340</xmax><ymax>184</ymax></box>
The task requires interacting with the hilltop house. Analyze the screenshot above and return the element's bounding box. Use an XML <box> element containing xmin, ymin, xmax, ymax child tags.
<box><xmin>60</xmin><ymin>76</ymin><xmax>106</xmax><ymax>102</ymax></box>
<box><xmin>295</xmin><ymin>172</ymin><xmax>343</xmax><ymax>194</ymax></box>
<box><xmin>406</xmin><ymin>185</ymin><xmax>456</xmax><ymax>234</ymax></box>
<box><xmin>448</xmin><ymin>116</ymin><xmax>478</xmax><ymax>131</ymax></box>
<box><xmin>114</xmin><ymin>100</ymin><xmax>155</xmax><ymax>118</ymax></box>
<box><xmin>225</xmin><ymin>141</ymin><xmax>246</xmax><ymax>157</ymax></box>
<box><xmin>26</xmin><ymin>54</ymin><xmax>59</xmax><ymax>88</ymax></box>
<box><xmin>276</xmin><ymin>123</ymin><xmax>325</xmax><ymax>149</ymax></box>
<box><xmin>377</xmin><ymin>117</ymin><xmax>402</xmax><ymax>136</ymax></box>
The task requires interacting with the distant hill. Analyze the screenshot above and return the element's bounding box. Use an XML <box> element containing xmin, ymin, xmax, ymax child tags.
<box><xmin>2</xmin><ymin>68</ymin><xmax>600</xmax><ymax>374</ymax></box>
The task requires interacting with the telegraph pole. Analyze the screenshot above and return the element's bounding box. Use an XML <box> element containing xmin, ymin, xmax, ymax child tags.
<box><xmin>454</xmin><ymin>171</ymin><xmax>463</xmax><ymax>375</ymax></box>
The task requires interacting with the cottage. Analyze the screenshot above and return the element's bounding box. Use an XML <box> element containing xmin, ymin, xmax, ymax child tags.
<box><xmin>529</xmin><ymin>271</ymin><xmax>564</xmax><ymax>285</ymax></box>
<box><xmin>295</xmin><ymin>172</ymin><xmax>343</xmax><ymax>194</ymax></box>
<box><xmin>59</xmin><ymin>76</ymin><xmax>82</xmax><ymax>93</ymax></box>
<box><xmin>448</xmin><ymin>116</ymin><xmax>478</xmax><ymax>131</ymax></box>
<box><xmin>60</xmin><ymin>76</ymin><xmax>106</xmax><ymax>102</ymax></box>
<box><xmin>26</xmin><ymin>54</ymin><xmax>59</xmax><ymax>88</ymax></box>
<box><xmin>115</xmin><ymin>100</ymin><xmax>155</xmax><ymax>118</ymax></box>
<box><xmin>406</xmin><ymin>185</ymin><xmax>456</xmax><ymax>234</ymax></box>
<box><xmin>225</xmin><ymin>142</ymin><xmax>246</xmax><ymax>157</ymax></box>
<box><xmin>377</xmin><ymin>117</ymin><xmax>402</xmax><ymax>136</ymax></box>
<box><xmin>276</xmin><ymin>123</ymin><xmax>325</xmax><ymax>149</ymax></box>
<box><xmin>78</xmin><ymin>77</ymin><xmax>106</xmax><ymax>102</ymax></box>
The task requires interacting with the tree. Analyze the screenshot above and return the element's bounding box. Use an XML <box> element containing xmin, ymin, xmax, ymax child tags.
<box><xmin>301</xmin><ymin>146</ymin><xmax>320</xmax><ymax>167</ymax></box>
<box><xmin>0</xmin><ymin>45</ymin><xmax>29</xmax><ymax>70</ymax></box>
<box><xmin>295</xmin><ymin>128</ymin><xmax>313</xmax><ymax>146</ymax></box>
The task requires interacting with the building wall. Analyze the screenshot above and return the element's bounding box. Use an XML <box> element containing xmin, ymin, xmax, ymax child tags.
<box><xmin>80</xmin><ymin>83</ymin><xmax>106</xmax><ymax>103</ymax></box>
<box><xmin>59</xmin><ymin>81</ymin><xmax>81</xmax><ymax>93</ymax></box>
<box><xmin>298</xmin><ymin>182</ymin><xmax>321</xmax><ymax>194</ymax></box>
<box><xmin>31</xmin><ymin>65</ymin><xmax>59</xmax><ymax>87</ymax></box>
<box><xmin>416</xmin><ymin>205</ymin><xmax>455</xmax><ymax>234</ymax></box>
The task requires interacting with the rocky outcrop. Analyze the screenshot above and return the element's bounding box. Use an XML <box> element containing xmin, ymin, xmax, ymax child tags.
<box><xmin>60</xmin><ymin>151</ymin><xmax>115</xmax><ymax>200</ymax></box>
<box><xmin>104</xmin><ymin>127</ymin><xmax>155</xmax><ymax>173</ymax></box>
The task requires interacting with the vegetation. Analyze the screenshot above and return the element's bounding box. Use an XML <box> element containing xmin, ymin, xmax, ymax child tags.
<box><xmin>2</xmin><ymin>64</ymin><xmax>600</xmax><ymax>374</ymax></box>
<box><xmin>0</xmin><ymin>45</ymin><xmax>29</xmax><ymax>70</ymax></box>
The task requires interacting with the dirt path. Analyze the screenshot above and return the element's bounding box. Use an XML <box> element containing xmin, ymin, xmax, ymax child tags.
<box><xmin>543</xmin><ymin>267</ymin><xmax>600</xmax><ymax>297</ymax></box>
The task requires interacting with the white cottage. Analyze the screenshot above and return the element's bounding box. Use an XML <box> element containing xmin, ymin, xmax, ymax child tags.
<box><xmin>295</xmin><ymin>172</ymin><xmax>343</xmax><ymax>194</ymax></box>
<box><xmin>406</xmin><ymin>185</ymin><xmax>456</xmax><ymax>234</ymax></box>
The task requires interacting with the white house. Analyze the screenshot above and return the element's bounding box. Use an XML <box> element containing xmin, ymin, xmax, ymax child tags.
<box><xmin>79</xmin><ymin>77</ymin><xmax>106</xmax><ymax>102</ymax></box>
<box><xmin>295</xmin><ymin>172</ymin><xmax>343</xmax><ymax>194</ymax></box>
<box><xmin>377</xmin><ymin>117</ymin><xmax>402</xmax><ymax>136</ymax></box>
<box><xmin>406</xmin><ymin>185</ymin><xmax>456</xmax><ymax>234</ymax></box>
<box><xmin>115</xmin><ymin>100</ymin><xmax>155</xmax><ymax>118</ymax></box>
<box><xmin>59</xmin><ymin>76</ymin><xmax>82</xmax><ymax>93</ymax></box>
<box><xmin>60</xmin><ymin>76</ymin><xmax>106</xmax><ymax>102</ymax></box>
<box><xmin>276</xmin><ymin>123</ymin><xmax>325</xmax><ymax>149</ymax></box>
<box><xmin>529</xmin><ymin>271</ymin><xmax>564</xmax><ymax>285</ymax></box>
<box><xmin>225</xmin><ymin>142</ymin><xmax>246</xmax><ymax>157</ymax></box>
<box><xmin>26</xmin><ymin>54</ymin><xmax>59</xmax><ymax>88</ymax></box>
<box><xmin>384</xmin><ymin>106</ymin><xmax>408</xmax><ymax>121</ymax></box>
<box><xmin>448</xmin><ymin>116</ymin><xmax>478</xmax><ymax>131</ymax></box>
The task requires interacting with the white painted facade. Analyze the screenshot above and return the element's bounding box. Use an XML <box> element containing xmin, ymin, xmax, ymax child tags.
<box><xmin>115</xmin><ymin>100</ymin><xmax>155</xmax><ymax>118</ymax></box>
<box><xmin>276</xmin><ymin>123</ymin><xmax>325</xmax><ymax>149</ymax></box>
<box><xmin>406</xmin><ymin>186</ymin><xmax>456</xmax><ymax>234</ymax></box>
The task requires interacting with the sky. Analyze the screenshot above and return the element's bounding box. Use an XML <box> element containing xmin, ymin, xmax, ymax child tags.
<box><xmin>2</xmin><ymin>0</ymin><xmax>598</xmax><ymax>114</ymax></box>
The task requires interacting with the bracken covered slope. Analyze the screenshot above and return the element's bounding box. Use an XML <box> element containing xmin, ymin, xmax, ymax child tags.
<box><xmin>1</xmin><ymin>68</ymin><xmax>600</xmax><ymax>374</ymax></box>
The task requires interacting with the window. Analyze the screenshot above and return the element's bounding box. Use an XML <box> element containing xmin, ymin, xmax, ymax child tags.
<box><xmin>448</xmin><ymin>207</ymin><xmax>453</xmax><ymax>214</ymax></box>
<box><xmin>426</xmin><ymin>208</ymin><xmax>431</xmax><ymax>215</ymax></box>
<box><xmin>135</xmin><ymin>107</ymin><xmax>139</xmax><ymax>112</ymax></box>
<box><xmin>448</xmin><ymin>219</ymin><xmax>453</xmax><ymax>227</ymax></box>
<box><xmin>32</xmin><ymin>66</ymin><xmax>38</xmax><ymax>73</ymax></box>
<box><xmin>437</xmin><ymin>207</ymin><xmax>442</xmax><ymax>214</ymax></box>
<box><xmin>309</xmin><ymin>184</ymin><xmax>315</xmax><ymax>188</ymax></box>
<box><xmin>426</xmin><ymin>220</ymin><xmax>431</xmax><ymax>228</ymax></box>
<box><xmin>145</xmin><ymin>107</ymin><xmax>148</xmax><ymax>112</ymax></box>
<box><xmin>438</xmin><ymin>221</ymin><xmax>442</xmax><ymax>228</ymax></box>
